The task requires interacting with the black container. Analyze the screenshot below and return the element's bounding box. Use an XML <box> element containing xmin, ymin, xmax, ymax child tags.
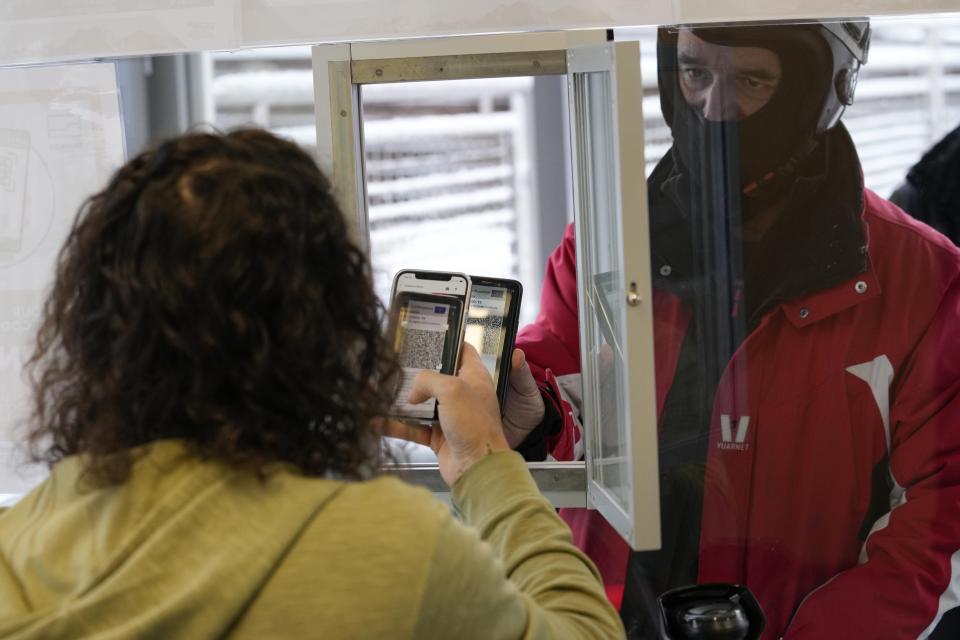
<box><xmin>657</xmin><ymin>583</ymin><xmax>765</xmax><ymax>640</ymax></box>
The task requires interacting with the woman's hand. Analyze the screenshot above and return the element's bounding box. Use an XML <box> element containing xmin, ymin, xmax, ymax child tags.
<box><xmin>405</xmin><ymin>343</ymin><xmax>510</xmax><ymax>486</ymax></box>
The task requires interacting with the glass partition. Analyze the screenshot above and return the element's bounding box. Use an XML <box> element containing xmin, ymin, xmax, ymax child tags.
<box><xmin>572</xmin><ymin>69</ymin><xmax>627</xmax><ymax>502</ymax></box>
<box><xmin>1</xmin><ymin>13</ymin><xmax>958</xmax><ymax>639</ymax></box>
<box><xmin>611</xmin><ymin>16</ymin><xmax>960</xmax><ymax>640</ymax></box>
<box><xmin>0</xmin><ymin>62</ymin><xmax>125</xmax><ymax>495</ymax></box>
<box><xmin>568</xmin><ymin>43</ymin><xmax>660</xmax><ymax>550</ymax></box>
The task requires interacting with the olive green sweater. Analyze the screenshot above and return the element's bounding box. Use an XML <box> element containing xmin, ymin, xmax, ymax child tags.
<box><xmin>0</xmin><ymin>441</ymin><xmax>622</xmax><ymax>638</ymax></box>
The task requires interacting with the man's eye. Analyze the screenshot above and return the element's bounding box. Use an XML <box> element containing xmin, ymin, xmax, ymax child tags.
<box><xmin>741</xmin><ymin>76</ymin><xmax>772</xmax><ymax>91</ymax></box>
<box><xmin>681</xmin><ymin>67</ymin><xmax>709</xmax><ymax>85</ymax></box>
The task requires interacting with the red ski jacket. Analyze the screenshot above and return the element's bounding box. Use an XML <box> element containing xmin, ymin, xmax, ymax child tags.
<box><xmin>517</xmin><ymin>190</ymin><xmax>960</xmax><ymax>639</ymax></box>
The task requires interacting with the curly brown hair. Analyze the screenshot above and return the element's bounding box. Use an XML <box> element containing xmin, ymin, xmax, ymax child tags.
<box><xmin>26</xmin><ymin>128</ymin><xmax>399</xmax><ymax>483</ymax></box>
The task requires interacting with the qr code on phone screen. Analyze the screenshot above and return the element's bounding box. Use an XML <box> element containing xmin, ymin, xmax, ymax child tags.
<box><xmin>467</xmin><ymin>314</ymin><xmax>503</xmax><ymax>354</ymax></box>
<box><xmin>400</xmin><ymin>328</ymin><xmax>445</xmax><ymax>370</ymax></box>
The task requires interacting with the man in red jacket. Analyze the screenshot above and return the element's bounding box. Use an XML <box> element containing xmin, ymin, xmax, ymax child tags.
<box><xmin>503</xmin><ymin>19</ymin><xmax>960</xmax><ymax>639</ymax></box>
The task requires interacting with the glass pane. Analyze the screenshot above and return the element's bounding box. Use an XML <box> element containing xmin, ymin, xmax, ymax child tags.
<box><xmin>571</xmin><ymin>70</ymin><xmax>632</xmax><ymax>511</ymax></box>
<box><xmin>607</xmin><ymin>15</ymin><xmax>960</xmax><ymax>640</ymax></box>
<box><xmin>0</xmin><ymin>62</ymin><xmax>124</xmax><ymax>495</ymax></box>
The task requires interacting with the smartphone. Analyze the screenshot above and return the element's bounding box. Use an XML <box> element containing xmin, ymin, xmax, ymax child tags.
<box><xmin>0</xmin><ymin>129</ymin><xmax>30</xmax><ymax>253</ymax></box>
<box><xmin>389</xmin><ymin>270</ymin><xmax>471</xmax><ymax>422</ymax></box>
<box><xmin>464</xmin><ymin>276</ymin><xmax>522</xmax><ymax>413</ymax></box>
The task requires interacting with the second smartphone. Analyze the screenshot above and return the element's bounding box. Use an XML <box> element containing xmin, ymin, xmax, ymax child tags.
<box><xmin>464</xmin><ymin>276</ymin><xmax>523</xmax><ymax>413</ymax></box>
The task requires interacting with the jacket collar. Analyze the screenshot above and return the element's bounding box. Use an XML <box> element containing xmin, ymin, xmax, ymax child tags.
<box><xmin>780</xmin><ymin>259</ymin><xmax>881</xmax><ymax>328</ymax></box>
<box><xmin>648</xmin><ymin>123</ymin><xmax>871</xmax><ymax>326</ymax></box>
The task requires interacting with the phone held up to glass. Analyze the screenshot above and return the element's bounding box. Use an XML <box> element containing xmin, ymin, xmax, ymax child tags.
<box><xmin>388</xmin><ymin>270</ymin><xmax>522</xmax><ymax>424</ymax></box>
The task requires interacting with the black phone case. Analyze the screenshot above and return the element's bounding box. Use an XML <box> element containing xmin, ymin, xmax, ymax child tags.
<box><xmin>467</xmin><ymin>276</ymin><xmax>523</xmax><ymax>413</ymax></box>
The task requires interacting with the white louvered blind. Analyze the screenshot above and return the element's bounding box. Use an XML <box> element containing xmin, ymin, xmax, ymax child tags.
<box><xmin>845</xmin><ymin>24</ymin><xmax>960</xmax><ymax>196</ymax></box>
<box><xmin>358</xmin><ymin>78</ymin><xmax>537</xmax><ymax>316</ymax></box>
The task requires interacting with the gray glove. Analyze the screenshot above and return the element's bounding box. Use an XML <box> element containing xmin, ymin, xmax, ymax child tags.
<box><xmin>501</xmin><ymin>348</ymin><xmax>546</xmax><ymax>449</ymax></box>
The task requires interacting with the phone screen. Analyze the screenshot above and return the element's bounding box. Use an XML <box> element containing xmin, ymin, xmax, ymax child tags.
<box><xmin>390</xmin><ymin>271</ymin><xmax>469</xmax><ymax>421</ymax></box>
<box><xmin>464</xmin><ymin>284</ymin><xmax>512</xmax><ymax>385</ymax></box>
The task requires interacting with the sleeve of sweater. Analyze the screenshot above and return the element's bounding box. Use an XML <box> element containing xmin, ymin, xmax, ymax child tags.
<box><xmin>411</xmin><ymin>451</ymin><xmax>623</xmax><ymax>640</ymax></box>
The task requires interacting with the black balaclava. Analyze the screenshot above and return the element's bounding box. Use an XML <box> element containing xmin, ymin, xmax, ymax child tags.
<box><xmin>657</xmin><ymin>24</ymin><xmax>833</xmax><ymax>207</ymax></box>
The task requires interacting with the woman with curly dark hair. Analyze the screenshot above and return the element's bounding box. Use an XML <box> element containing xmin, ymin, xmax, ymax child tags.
<box><xmin>0</xmin><ymin>129</ymin><xmax>621</xmax><ymax>639</ymax></box>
